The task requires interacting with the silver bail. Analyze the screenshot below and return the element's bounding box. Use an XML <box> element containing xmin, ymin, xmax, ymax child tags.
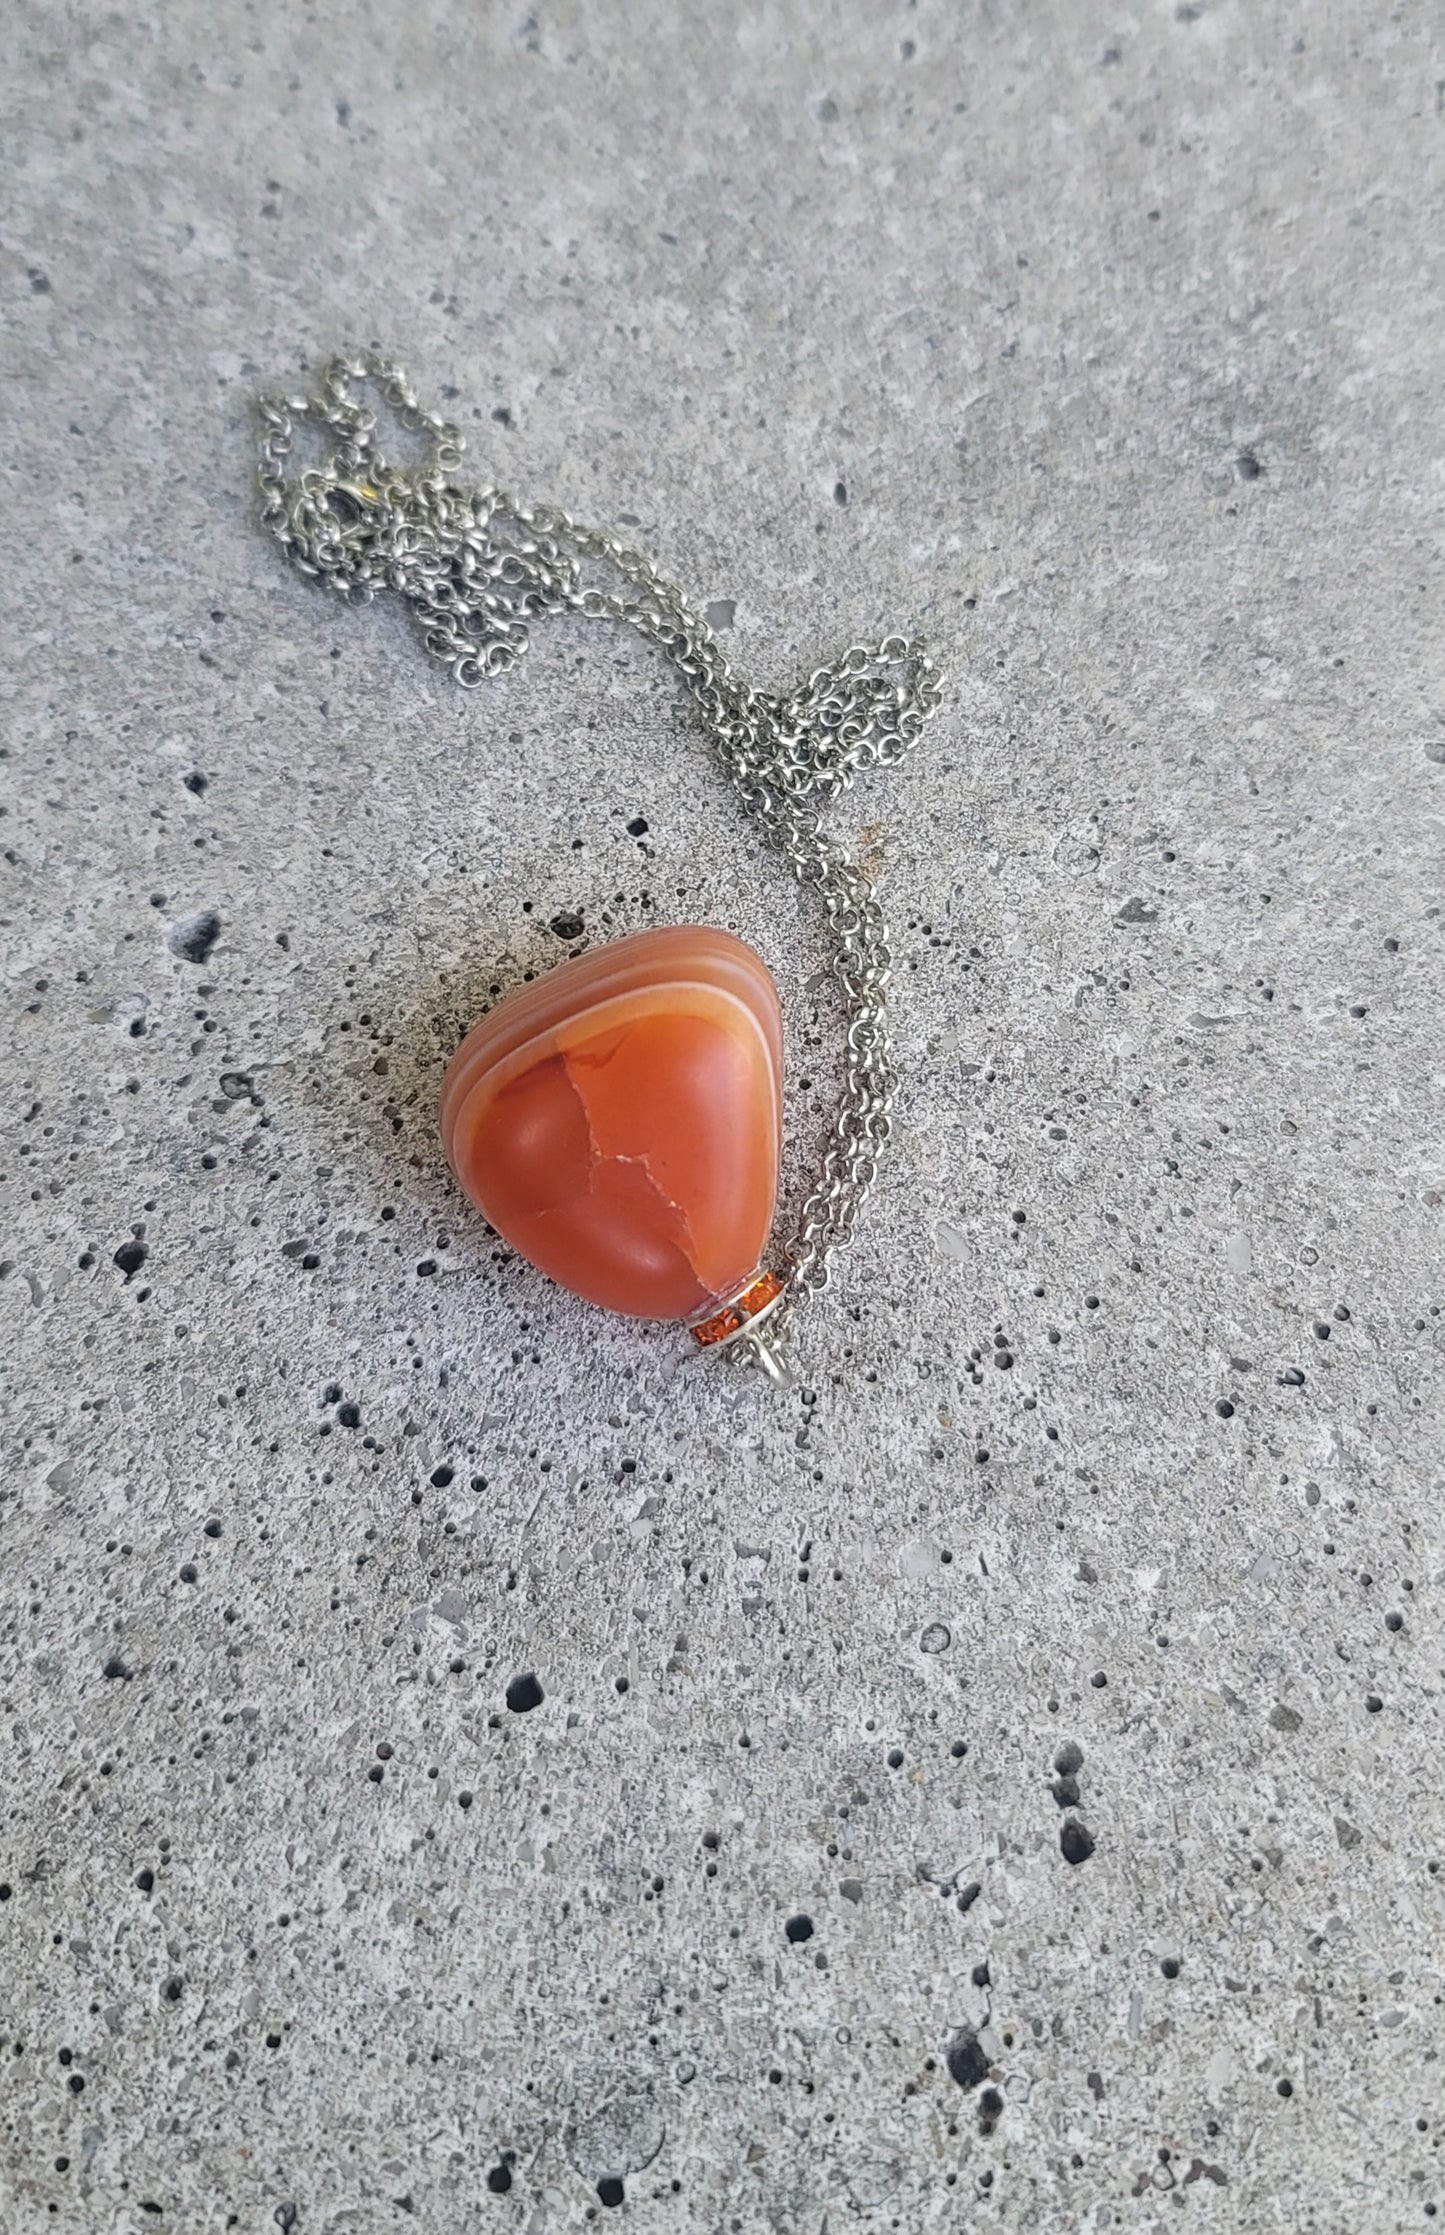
<box><xmin>739</xmin><ymin>1325</ymin><xmax>795</xmax><ymax>1391</ymax></box>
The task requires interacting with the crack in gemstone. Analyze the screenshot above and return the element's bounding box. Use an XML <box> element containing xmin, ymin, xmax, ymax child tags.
<box><xmin>526</xmin><ymin>1152</ymin><xmax>705</xmax><ymax>1311</ymax></box>
<box><xmin>559</xmin><ymin>1043</ymin><xmax>704</xmax><ymax>1280</ymax></box>
<box><xmin>501</xmin><ymin>1052</ymin><xmax>706</xmax><ymax>1309</ymax></box>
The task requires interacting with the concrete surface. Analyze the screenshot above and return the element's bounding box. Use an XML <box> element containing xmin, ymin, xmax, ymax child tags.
<box><xmin>3</xmin><ymin>2</ymin><xmax>1443</xmax><ymax>2228</ymax></box>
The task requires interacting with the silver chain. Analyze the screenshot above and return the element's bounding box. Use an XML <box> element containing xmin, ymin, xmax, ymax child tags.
<box><xmin>255</xmin><ymin>352</ymin><xmax>943</xmax><ymax>1358</ymax></box>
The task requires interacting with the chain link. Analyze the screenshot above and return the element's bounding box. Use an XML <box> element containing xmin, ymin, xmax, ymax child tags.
<box><xmin>255</xmin><ymin>353</ymin><xmax>943</xmax><ymax>1346</ymax></box>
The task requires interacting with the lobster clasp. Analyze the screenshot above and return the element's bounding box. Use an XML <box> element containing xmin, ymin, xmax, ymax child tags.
<box><xmin>284</xmin><ymin>475</ymin><xmax>390</xmax><ymax>586</ymax></box>
<box><xmin>324</xmin><ymin>478</ymin><xmax>387</xmax><ymax>543</ymax></box>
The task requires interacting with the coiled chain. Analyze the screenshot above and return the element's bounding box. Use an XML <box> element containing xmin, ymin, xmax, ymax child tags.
<box><xmin>256</xmin><ymin>353</ymin><xmax>943</xmax><ymax>1352</ymax></box>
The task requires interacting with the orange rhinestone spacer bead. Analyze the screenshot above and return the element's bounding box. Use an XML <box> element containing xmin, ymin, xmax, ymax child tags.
<box><xmin>690</xmin><ymin>1269</ymin><xmax>785</xmax><ymax>1351</ymax></box>
<box><xmin>738</xmin><ymin>1271</ymin><xmax>785</xmax><ymax>1316</ymax></box>
<box><xmin>692</xmin><ymin>1307</ymin><xmax>743</xmax><ymax>1349</ymax></box>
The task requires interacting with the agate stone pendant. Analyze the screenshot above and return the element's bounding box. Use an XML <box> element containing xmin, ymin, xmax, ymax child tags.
<box><xmin>440</xmin><ymin>927</ymin><xmax>790</xmax><ymax>1372</ymax></box>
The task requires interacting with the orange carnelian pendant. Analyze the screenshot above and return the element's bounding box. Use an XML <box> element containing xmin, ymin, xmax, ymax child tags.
<box><xmin>440</xmin><ymin>926</ymin><xmax>790</xmax><ymax>1370</ymax></box>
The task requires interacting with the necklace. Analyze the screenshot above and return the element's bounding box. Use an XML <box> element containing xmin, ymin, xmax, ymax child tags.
<box><xmin>256</xmin><ymin>354</ymin><xmax>943</xmax><ymax>1385</ymax></box>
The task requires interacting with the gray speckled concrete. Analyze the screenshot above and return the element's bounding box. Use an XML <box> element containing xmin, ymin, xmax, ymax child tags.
<box><xmin>3</xmin><ymin>2</ymin><xmax>1443</xmax><ymax>2228</ymax></box>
